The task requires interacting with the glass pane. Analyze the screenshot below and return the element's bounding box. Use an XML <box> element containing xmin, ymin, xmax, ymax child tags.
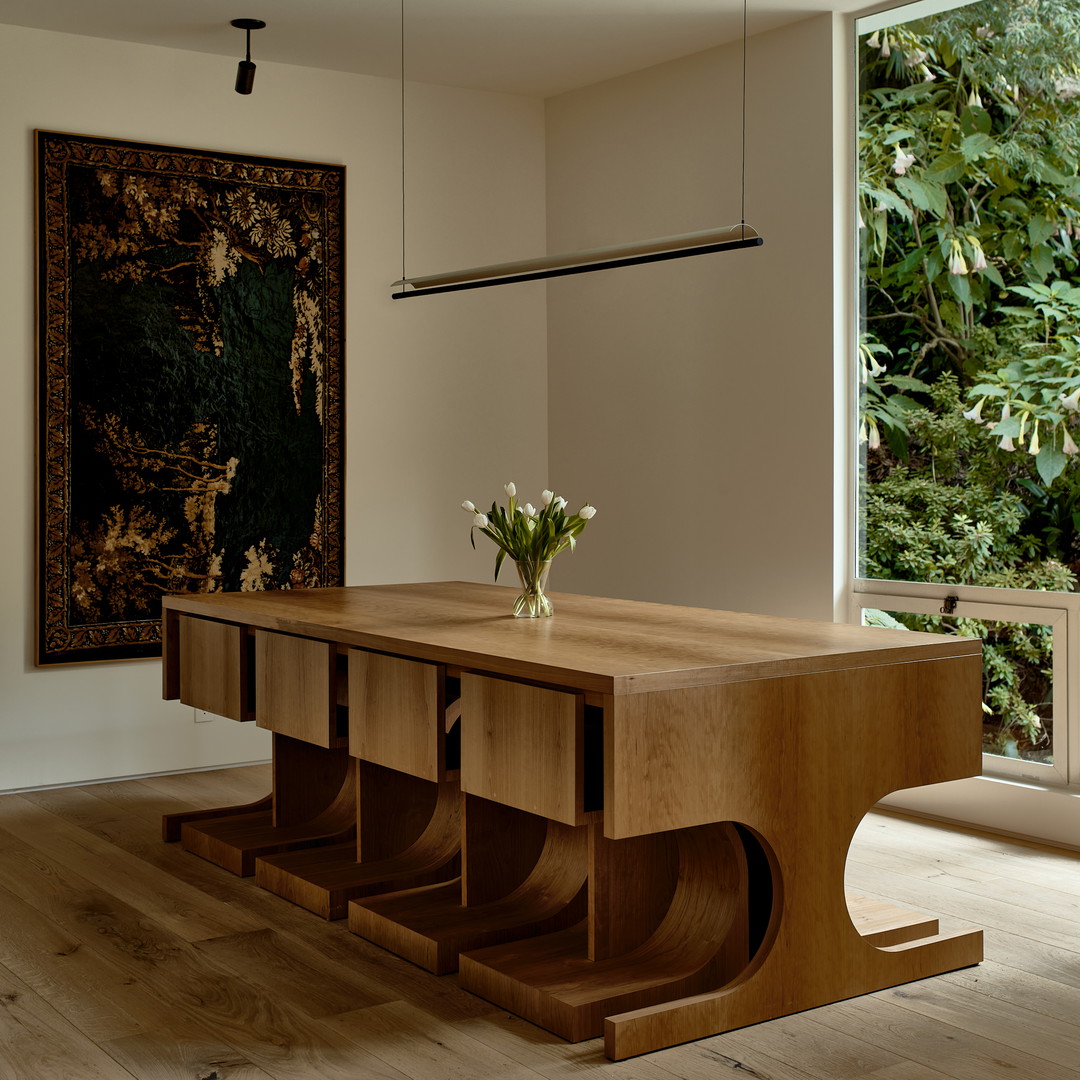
<box><xmin>857</xmin><ymin>1</ymin><xmax>1080</xmax><ymax>595</ymax></box>
<box><xmin>864</xmin><ymin>608</ymin><xmax>1054</xmax><ymax>765</ymax></box>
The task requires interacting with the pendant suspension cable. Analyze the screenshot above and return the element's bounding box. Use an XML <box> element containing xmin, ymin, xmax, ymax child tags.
<box><xmin>400</xmin><ymin>0</ymin><xmax>406</xmax><ymax>285</ymax></box>
<box><xmin>740</xmin><ymin>0</ymin><xmax>747</xmax><ymax>238</ymax></box>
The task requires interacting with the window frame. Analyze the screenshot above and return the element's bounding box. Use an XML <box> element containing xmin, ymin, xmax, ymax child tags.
<box><xmin>848</xmin><ymin>0</ymin><xmax>1080</xmax><ymax>845</ymax></box>
<box><xmin>854</xmin><ymin>582</ymin><xmax>1071</xmax><ymax>787</ymax></box>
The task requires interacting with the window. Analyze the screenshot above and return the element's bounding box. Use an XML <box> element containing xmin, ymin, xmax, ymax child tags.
<box><xmin>854</xmin><ymin>0</ymin><xmax>1080</xmax><ymax>829</ymax></box>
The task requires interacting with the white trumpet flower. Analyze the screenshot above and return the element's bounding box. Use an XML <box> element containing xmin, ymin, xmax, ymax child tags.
<box><xmin>962</xmin><ymin>398</ymin><xmax>986</xmax><ymax>424</ymax></box>
<box><xmin>948</xmin><ymin>240</ymin><xmax>968</xmax><ymax>276</ymax></box>
<box><xmin>893</xmin><ymin>146</ymin><xmax>916</xmax><ymax>175</ymax></box>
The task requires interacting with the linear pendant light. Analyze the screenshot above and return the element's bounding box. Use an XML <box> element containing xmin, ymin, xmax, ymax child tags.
<box><xmin>392</xmin><ymin>225</ymin><xmax>762</xmax><ymax>298</ymax></box>
<box><xmin>391</xmin><ymin>0</ymin><xmax>762</xmax><ymax>300</ymax></box>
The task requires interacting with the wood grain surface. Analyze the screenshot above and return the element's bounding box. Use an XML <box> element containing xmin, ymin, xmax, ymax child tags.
<box><xmin>176</xmin><ymin>613</ymin><xmax>250</xmax><ymax>721</ymax></box>
<box><xmin>160</xmin><ymin>582</ymin><xmax>987</xmax><ymax>1060</ymax></box>
<box><xmin>162</xmin><ymin>581</ymin><xmax>981</xmax><ymax>696</ymax></box>
<box><xmin>349</xmin><ymin>651</ymin><xmax>446</xmax><ymax>781</ymax></box>
<box><xmin>4</xmin><ymin>767</ymin><xmax>1080</xmax><ymax>1079</ymax></box>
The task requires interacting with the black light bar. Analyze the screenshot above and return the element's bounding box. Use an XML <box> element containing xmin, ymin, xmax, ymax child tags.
<box><xmin>391</xmin><ymin>224</ymin><xmax>763</xmax><ymax>299</ymax></box>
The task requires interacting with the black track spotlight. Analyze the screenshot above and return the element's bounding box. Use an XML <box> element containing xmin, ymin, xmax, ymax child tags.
<box><xmin>231</xmin><ymin>18</ymin><xmax>266</xmax><ymax>95</ymax></box>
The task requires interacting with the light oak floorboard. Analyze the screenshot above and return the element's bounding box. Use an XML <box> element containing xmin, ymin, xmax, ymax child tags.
<box><xmin>140</xmin><ymin>764</ymin><xmax>272</xmax><ymax>809</ymax></box>
<box><xmin>2</xmin><ymin>767</ymin><xmax>1080</xmax><ymax>1078</ymax></box>
<box><xmin>685</xmin><ymin>1012</ymin><xmax>906</xmax><ymax>1080</ymax></box>
<box><xmin>0</xmin><ymin>964</ymin><xmax>139</xmax><ymax>1079</ymax></box>
<box><xmin>0</xmin><ymin>794</ymin><xmax>268</xmax><ymax>942</ymax></box>
<box><xmin>811</xmin><ymin>995</ymin><xmax>1080</xmax><ymax>1080</ymax></box>
<box><xmin>102</xmin><ymin>1024</ymin><xmax>278</xmax><ymax>1080</ymax></box>
<box><xmin>0</xmin><ymin>879</ymin><xmax>160</xmax><ymax>1042</ymax></box>
<box><xmin>324</xmin><ymin>999</ymin><xmax>540</xmax><ymax>1080</ymax></box>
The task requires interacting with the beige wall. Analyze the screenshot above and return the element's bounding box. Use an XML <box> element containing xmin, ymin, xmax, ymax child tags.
<box><xmin>544</xmin><ymin>15</ymin><xmax>837</xmax><ymax>619</ymax></box>
<box><xmin>0</xmin><ymin>24</ymin><xmax>548</xmax><ymax>790</ymax></box>
<box><xmin>2</xmin><ymin>14</ymin><xmax>841</xmax><ymax>792</ymax></box>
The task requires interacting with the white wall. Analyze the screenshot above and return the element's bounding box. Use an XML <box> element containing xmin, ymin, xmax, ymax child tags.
<box><xmin>544</xmin><ymin>15</ymin><xmax>837</xmax><ymax>620</ymax></box>
<box><xmin>0</xmin><ymin>24</ymin><xmax>548</xmax><ymax>790</ymax></box>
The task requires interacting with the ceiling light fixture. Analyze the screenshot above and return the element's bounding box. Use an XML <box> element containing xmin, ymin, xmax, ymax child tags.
<box><xmin>391</xmin><ymin>0</ymin><xmax>762</xmax><ymax>300</ymax></box>
<box><xmin>231</xmin><ymin>18</ymin><xmax>266</xmax><ymax>95</ymax></box>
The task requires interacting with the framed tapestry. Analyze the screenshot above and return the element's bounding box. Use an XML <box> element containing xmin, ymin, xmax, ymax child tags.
<box><xmin>36</xmin><ymin>131</ymin><xmax>345</xmax><ymax>665</ymax></box>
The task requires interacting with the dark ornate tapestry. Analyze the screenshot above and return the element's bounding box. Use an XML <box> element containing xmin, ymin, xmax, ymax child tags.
<box><xmin>36</xmin><ymin>131</ymin><xmax>345</xmax><ymax>665</ymax></box>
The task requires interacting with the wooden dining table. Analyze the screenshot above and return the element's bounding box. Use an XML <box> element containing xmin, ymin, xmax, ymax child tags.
<box><xmin>161</xmin><ymin>580</ymin><xmax>984</xmax><ymax>1059</ymax></box>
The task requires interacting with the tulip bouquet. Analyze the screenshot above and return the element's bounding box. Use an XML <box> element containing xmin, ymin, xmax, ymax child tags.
<box><xmin>461</xmin><ymin>483</ymin><xmax>596</xmax><ymax>616</ymax></box>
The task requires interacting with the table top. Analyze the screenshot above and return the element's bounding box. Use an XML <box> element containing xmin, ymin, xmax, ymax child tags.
<box><xmin>163</xmin><ymin>581</ymin><xmax>981</xmax><ymax>696</ymax></box>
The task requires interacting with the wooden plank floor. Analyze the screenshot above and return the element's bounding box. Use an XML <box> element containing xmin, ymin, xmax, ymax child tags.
<box><xmin>1</xmin><ymin>765</ymin><xmax>1079</xmax><ymax>1079</ymax></box>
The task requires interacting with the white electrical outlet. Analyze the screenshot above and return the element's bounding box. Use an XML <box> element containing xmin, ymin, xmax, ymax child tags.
<box><xmin>194</xmin><ymin>710</ymin><xmax>215</xmax><ymax>723</ymax></box>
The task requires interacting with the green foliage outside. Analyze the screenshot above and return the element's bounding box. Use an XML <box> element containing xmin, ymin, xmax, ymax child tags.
<box><xmin>858</xmin><ymin>0</ymin><xmax>1080</xmax><ymax>760</ymax></box>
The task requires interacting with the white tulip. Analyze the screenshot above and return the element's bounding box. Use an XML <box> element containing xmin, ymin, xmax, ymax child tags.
<box><xmin>504</xmin><ymin>482</ymin><xmax>516</xmax><ymax>498</ymax></box>
<box><xmin>579</xmin><ymin>504</ymin><xmax>597</xmax><ymax>520</ymax></box>
<box><xmin>474</xmin><ymin>512</ymin><xmax>489</xmax><ymax>529</ymax></box>
<box><xmin>523</xmin><ymin>503</ymin><xmax>537</xmax><ymax>518</ymax></box>
<box><xmin>553</xmin><ymin>496</ymin><xmax>567</xmax><ymax>512</ymax></box>
<box><xmin>541</xmin><ymin>489</ymin><xmax>554</xmax><ymax>506</ymax></box>
<box><xmin>461</xmin><ymin>499</ymin><xmax>476</xmax><ymax>513</ymax></box>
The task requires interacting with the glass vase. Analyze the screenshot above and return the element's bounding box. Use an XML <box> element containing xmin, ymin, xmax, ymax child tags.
<box><xmin>513</xmin><ymin>559</ymin><xmax>554</xmax><ymax>618</ymax></box>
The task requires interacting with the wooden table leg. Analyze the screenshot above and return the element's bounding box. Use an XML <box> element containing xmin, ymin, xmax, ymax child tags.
<box><xmin>162</xmin><ymin>792</ymin><xmax>272</xmax><ymax>843</ymax></box>
<box><xmin>173</xmin><ymin>733</ymin><xmax>356</xmax><ymax>876</ymax></box>
<box><xmin>602</xmin><ymin>817</ymin><xmax>982</xmax><ymax>1060</ymax></box>
<box><xmin>348</xmin><ymin>794</ymin><xmax>588</xmax><ymax>974</ymax></box>
<box><xmin>457</xmin><ymin>818</ymin><xmax>749</xmax><ymax>1041</ymax></box>
<box><xmin>594</xmin><ymin>655</ymin><xmax>985</xmax><ymax>1059</ymax></box>
<box><xmin>254</xmin><ymin>761</ymin><xmax>461</xmax><ymax>919</ymax></box>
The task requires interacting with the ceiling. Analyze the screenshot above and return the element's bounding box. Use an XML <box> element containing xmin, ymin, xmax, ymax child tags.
<box><xmin>0</xmin><ymin>0</ymin><xmax>868</xmax><ymax>97</ymax></box>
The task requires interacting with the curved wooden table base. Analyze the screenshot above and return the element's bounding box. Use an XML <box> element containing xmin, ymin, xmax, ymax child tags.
<box><xmin>169</xmin><ymin>736</ymin><xmax>357</xmax><ymax>877</ymax></box>
<box><xmin>604</xmin><ymin>894</ymin><xmax>982</xmax><ymax>1060</ymax></box>
<box><xmin>459</xmin><ymin>821</ymin><xmax>749</xmax><ymax>1042</ymax></box>
<box><xmin>162</xmin><ymin>792</ymin><xmax>273</xmax><ymax>844</ymax></box>
<box><xmin>255</xmin><ymin>773</ymin><xmax>462</xmax><ymax>919</ymax></box>
<box><xmin>601</xmin><ymin>819</ymin><xmax>984</xmax><ymax>1060</ymax></box>
<box><xmin>349</xmin><ymin>802</ymin><xmax>589</xmax><ymax>975</ymax></box>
